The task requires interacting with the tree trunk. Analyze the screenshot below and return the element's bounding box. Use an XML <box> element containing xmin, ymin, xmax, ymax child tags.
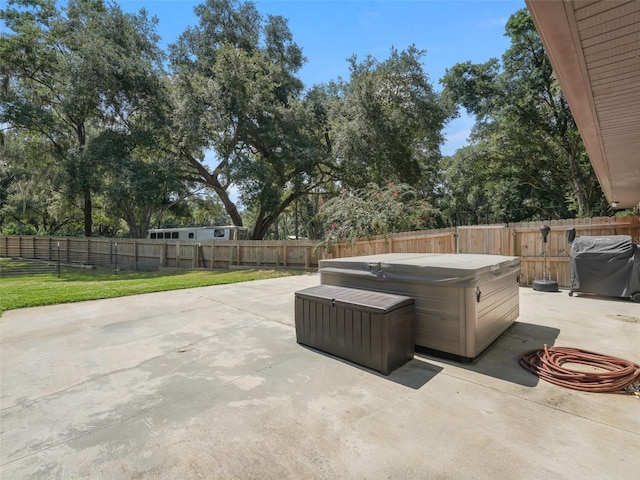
<box><xmin>564</xmin><ymin>149</ymin><xmax>589</xmax><ymax>217</ymax></box>
<box><xmin>77</xmin><ymin>123</ymin><xmax>92</xmax><ymax>236</ymax></box>
<box><xmin>183</xmin><ymin>150</ymin><xmax>244</xmax><ymax>226</ymax></box>
<box><xmin>251</xmin><ymin>192</ymin><xmax>301</xmax><ymax>239</ymax></box>
<box><xmin>83</xmin><ymin>188</ymin><xmax>92</xmax><ymax>237</ymax></box>
<box><xmin>211</xmin><ymin>182</ymin><xmax>243</xmax><ymax>226</ymax></box>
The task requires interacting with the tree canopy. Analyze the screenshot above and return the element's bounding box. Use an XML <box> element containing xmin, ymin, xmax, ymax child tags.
<box><xmin>318</xmin><ymin>182</ymin><xmax>441</xmax><ymax>252</ymax></box>
<box><xmin>324</xmin><ymin>45</ymin><xmax>451</xmax><ymax>197</ymax></box>
<box><xmin>1</xmin><ymin>3</ymin><xmax>607</xmax><ymax>240</ymax></box>
<box><xmin>165</xmin><ymin>0</ymin><xmax>333</xmax><ymax>239</ymax></box>
<box><xmin>1</xmin><ymin>0</ymin><xmax>172</xmax><ymax>236</ymax></box>
<box><xmin>440</xmin><ymin>8</ymin><xmax>606</xmax><ymax>221</ymax></box>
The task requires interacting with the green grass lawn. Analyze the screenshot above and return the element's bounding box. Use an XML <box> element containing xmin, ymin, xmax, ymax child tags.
<box><xmin>0</xmin><ymin>260</ymin><xmax>301</xmax><ymax>316</ymax></box>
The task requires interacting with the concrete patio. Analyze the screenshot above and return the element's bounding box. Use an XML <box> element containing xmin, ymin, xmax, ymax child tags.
<box><xmin>1</xmin><ymin>273</ymin><xmax>639</xmax><ymax>479</ymax></box>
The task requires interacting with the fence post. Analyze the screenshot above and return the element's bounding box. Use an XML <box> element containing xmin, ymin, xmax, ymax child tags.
<box><xmin>210</xmin><ymin>239</ymin><xmax>215</xmax><ymax>270</ymax></box>
<box><xmin>163</xmin><ymin>242</ymin><xmax>168</xmax><ymax>267</ymax></box>
<box><xmin>454</xmin><ymin>228</ymin><xmax>459</xmax><ymax>254</ymax></box>
<box><xmin>631</xmin><ymin>215</ymin><xmax>640</xmax><ymax>244</ymax></box>
<box><xmin>114</xmin><ymin>242</ymin><xmax>118</xmax><ymax>274</ymax></box>
<box><xmin>508</xmin><ymin>226</ymin><xmax>517</xmax><ymax>256</ymax></box>
<box><xmin>57</xmin><ymin>241</ymin><xmax>61</xmax><ymax>278</ymax></box>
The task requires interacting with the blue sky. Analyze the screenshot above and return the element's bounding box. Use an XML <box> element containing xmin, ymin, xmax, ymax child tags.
<box><xmin>116</xmin><ymin>0</ymin><xmax>526</xmax><ymax>156</ymax></box>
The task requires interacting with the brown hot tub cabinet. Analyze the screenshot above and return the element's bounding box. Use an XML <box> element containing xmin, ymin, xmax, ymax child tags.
<box><xmin>295</xmin><ymin>285</ymin><xmax>415</xmax><ymax>375</ymax></box>
<box><xmin>319</xmin><ymin>253</ymin><xmax>520</xmax><ymax>362</ymax></box>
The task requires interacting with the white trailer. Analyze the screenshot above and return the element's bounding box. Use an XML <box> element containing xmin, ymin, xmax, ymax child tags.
<box><xmin>148</xmin><ymin>226</ymin><xmax>250</xmax><ymax>241</ymax></box>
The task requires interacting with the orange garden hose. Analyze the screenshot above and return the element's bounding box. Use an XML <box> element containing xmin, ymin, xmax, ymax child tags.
<box><xmin>518</xmin><ymin>346</ymin><xmax>640</xmax><ymax>393</ymax></box>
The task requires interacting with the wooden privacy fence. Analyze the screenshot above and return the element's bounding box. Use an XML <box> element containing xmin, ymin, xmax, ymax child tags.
<box><xmin>330</xmin><ymin>216</ymin><xmax>639</xmax><ymax>288</ymax></box>
<box><xmin>0</xmin><ymin>236</ymin><xmax>320</xmax><ymax>271</ymax></box>
<box><xmin>330</xmin><ymin>228</ymin><xmax>457</xmax><ymax>257</ymax></box>
<box><xmin>456</xmin><ymin>216</ymin><xmax>639</xmax><ymax>286</ymax></box>
<box><xmin>1</xmin><ymin>216</ymin><xmax>638</xmax><ymax>287</ymax></box>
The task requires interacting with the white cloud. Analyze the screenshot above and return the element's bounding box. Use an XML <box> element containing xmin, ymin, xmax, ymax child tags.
<box><xmin>478</xmin><ymin>16</ymin><xmax>508</xmax><ymax>28</ymax></box>
<box><xmin>442</xmin><ymin>128</ymin><xmax>471</xmax><ymax>156</ymax></box>
<box><xmin>445</xmin><ymin>128</ymin><xmax>471</xmax><ymax>143</ymax></box>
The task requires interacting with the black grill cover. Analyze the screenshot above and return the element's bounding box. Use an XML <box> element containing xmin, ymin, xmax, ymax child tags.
<box><xmin>570</xmin><ymin>235</ymin><xmax>636</xmax><ymax>298</ymax></box>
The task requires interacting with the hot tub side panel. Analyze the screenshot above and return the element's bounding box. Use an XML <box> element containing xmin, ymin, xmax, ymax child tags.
<box><xmin>464</xmin><ymin>270</ymin><xmax>520</xmax><ymax>358</ymax></box>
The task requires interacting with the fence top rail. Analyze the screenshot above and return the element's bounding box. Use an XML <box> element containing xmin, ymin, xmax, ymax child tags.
<box><xmin>457</xmin><ymin>224</ymin><xmax>508</xmax><ymax>229</ymax></box>
<box><xmin>509</xmin><ymin>216</ymin><xmax>636</xmax><ymax>228</ymax></box>
<box><xmin>513</xmin><ymin>222</ymin><xmax>634</xmax><ymax>233</ymax></box>
<box><xmin>331</xmin><ymin>227</ymin><xmax>456</xmax><ymax>244</ymax></box>
<box><xmin>341</xmin><ymin>231</ymin><xmax>455</xmax><ymax>243</ymax></box>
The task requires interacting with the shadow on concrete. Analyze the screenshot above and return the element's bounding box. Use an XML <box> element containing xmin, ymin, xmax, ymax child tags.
<box><xmin>383</xmin><ymin>359</ymin><xmax>443</xmax><ymax>389</ymax></box>
<box><xmin>299</xmin><ymin>345</ymin><xmax>443</xmax><ymax>390</ymax></box>
<box><xmin>568</xmin><ymin>292</ymin><xmax>638</xmax><ymax>304</ymax></box>
<box><xmin>415</xmin><ymin>321</ymin><xmax>561</xmax><ymax>388</ymax></box>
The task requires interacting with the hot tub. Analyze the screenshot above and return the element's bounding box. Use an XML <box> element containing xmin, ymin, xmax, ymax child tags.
<box><xmin>319</xmin><ymin>253</ymin><xmax>520</xmax><ymax>362</ymax></box>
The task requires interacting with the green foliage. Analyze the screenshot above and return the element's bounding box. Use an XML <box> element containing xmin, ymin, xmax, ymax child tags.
<box><xmin>325</xmin><ymin>46</ymin><xmax>452</xmax><ymax>197</ymax></box>
<box><xmin>85</xmin><ymin>129</ymin><xmax>188</xmax><ymax>237</ymax></box>
<box><xmin>184</xmin><ymin>195</ymin><xmax>231</xmax><ymax>227</ymax></box>
<box><xmin>1</xmin><ymin>0</ymin><xmax>173</xmax><ymax>236</ymax></box>
<box><xmin>441</xmin><ymin>143</ymin><xmax>572</xmax><ymax>224</ymax></box>
<box><xmin>4</xmin><ymin>2</ymin><xmax>608</xmax><ymax>237</ymax></box>
<box><xmin>318</xmin><ymin>183</ymin><xmax>441</xmax><ymax>250</ymax></box>
<box><xmin>440</xmin><ymin>8</ymin><xmax>605</xmax><ymax>220</ymax></box>
<box><xmin>155</xmin><ymin>193</ymin><xmax>231</xmax><ymax>229</ymax></box>
<box><xmin>168</xmin><ymin>0</ymin><xmax>329</xmax><ymax>239</ymax></box>
<box><xmin>0</xmin><ymin>130</ymin><xmax>84</xmax><ymax>234</ymax></box>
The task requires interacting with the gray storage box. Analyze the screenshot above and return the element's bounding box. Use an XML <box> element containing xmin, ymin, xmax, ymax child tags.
<box><xmin>295</xmin><ymin>285</ymin><xmax>415</xmax><ymax>375</ymax></box>
<box><xmin>319</xmin><ymin>253</ymin><xmax>520</xmax><ymax>362</ymax></box>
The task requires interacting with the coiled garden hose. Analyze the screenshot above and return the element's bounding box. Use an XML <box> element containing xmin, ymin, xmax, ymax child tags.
<box><xmin>518</xmin><ymin>346</ymin><xmax>640</xmax><ymax>393</ymax></box>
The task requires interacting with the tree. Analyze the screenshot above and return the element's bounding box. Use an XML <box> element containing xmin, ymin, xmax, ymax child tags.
<box><xmin>1</xmin><ymin>0</ymin><xmax>168</xmax><ymax>236</ymax></box>
<box><xmin>0</xmin><ymin>130</ymin><xmax>82</xmax><ymax>234</ymax></box>
<box><xmin>86</xmin><ymin>130</ymin><xmax>188</xmax><ymax>238</ymax></box>
<box><xmin>325</xmin><ymin>46</ymin><xmax>452</xmax><ymax>199</ymax></box>
<box><xmin>441</xmin><ymin>144</ymin><xmax>570</xmax><ymax>225</ymax></box>
<box><xmin>184</xmin><ymin>194</ymin><xmax>230</xmax><ymax>227</ymax></box>
<box><xmin>167</xmin><ymin>0</ymin><xmax>332</xmax><ymax>239</ymax></box>
<box><xmin>318</xmin><ymin>183</ymin><xmax>441</xmax><ymax>252</ymax></box>
<box><xmin>440</xmin><ymin>8</ymin><xmax>605</xmax><ymax>219</ymax></box>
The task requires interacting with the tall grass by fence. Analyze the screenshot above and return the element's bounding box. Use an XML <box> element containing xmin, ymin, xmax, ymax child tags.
<box><xmin>1</xmin><ymin>216</ymin><xmax>638</xmax><ymax>287</ymax></box>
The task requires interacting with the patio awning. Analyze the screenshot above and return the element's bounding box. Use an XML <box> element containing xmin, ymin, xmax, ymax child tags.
<box><xmin>526</xmin><ymin>0</ymin><xmax>640</xmax><ymax>209</ymax></box>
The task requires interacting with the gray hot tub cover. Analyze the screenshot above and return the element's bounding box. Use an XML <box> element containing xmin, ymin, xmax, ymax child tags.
<box><xmin>319</xmin><ymin>253</ymin><xmax>520</xmax><ymax>287</ymax></box>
